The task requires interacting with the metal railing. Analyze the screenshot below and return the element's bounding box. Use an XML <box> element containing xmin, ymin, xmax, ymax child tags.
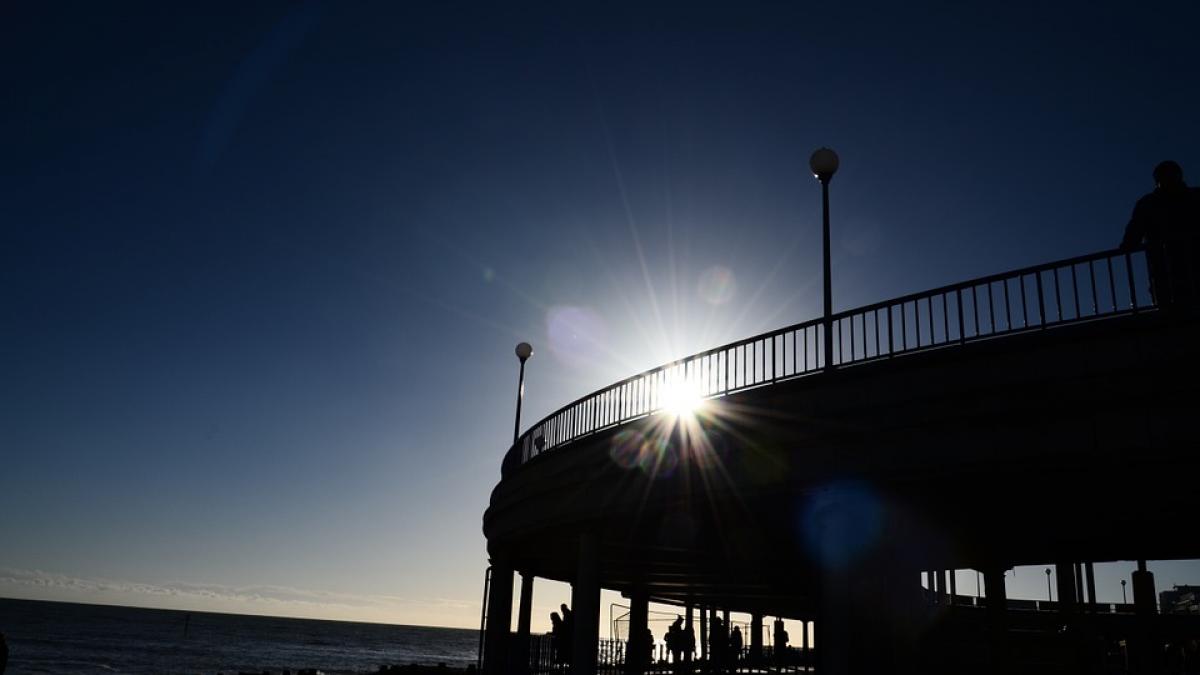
<box><xmin>503</xmin><ymin>246</ymin><xmax>1156</xmax><ymax>476</ymax></box>
<box><xmin>525</xmin><ymin>634</ymin><xmax>811</xmax><ymax>674</ymax></box>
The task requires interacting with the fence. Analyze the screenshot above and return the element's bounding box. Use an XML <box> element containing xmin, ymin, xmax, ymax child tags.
<box><xmin>525</xmin><ymin>634</ymin><xmax>812</xmax><ymax>673</ymax></box>
<box><xmin>502</xmin><ymin>246</ymin><xmax>1157</xmax><ymax>478</ymax></box>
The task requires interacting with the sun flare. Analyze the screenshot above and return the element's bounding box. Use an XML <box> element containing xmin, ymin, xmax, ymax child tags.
<box><xmin>659</xmin><ymin>378</ymin><xmax>704</xmax><ymax>418</ymax></box>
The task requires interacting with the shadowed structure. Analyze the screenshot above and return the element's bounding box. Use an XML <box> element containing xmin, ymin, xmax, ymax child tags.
<box><xmin>483</xmin><ymin>242</ymin><xmax>1200</xmax><ymax>675</ymax></box>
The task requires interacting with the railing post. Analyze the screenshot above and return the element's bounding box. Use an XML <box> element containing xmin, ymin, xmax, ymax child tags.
<box><xmin>888</xmin><ymin>304</ymin><xmax>895</xmax><ymax>355</ymax></box>
<box><xmin>1126</xmin><ymin>252</ymin><xmax>1139</xmax><ymax>311</ymax></box>
<box><xmin>1036</xmin><ymin>271</ymin><xmax>1046</xmax><ymax>326</ymax></box>
<box><xmin>957</xmin><ymin>289</ymin><xmax>966</xmax><ymax>343</ymax></box>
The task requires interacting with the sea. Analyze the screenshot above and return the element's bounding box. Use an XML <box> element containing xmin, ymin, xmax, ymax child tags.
<box><xmin>0</xmin><ymin>598</ymin><xmax>479</xmax><ymax>675</ymax></box>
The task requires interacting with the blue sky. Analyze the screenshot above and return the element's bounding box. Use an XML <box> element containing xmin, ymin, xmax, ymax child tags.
<box><xmin>2</xmin><ymin>1</ymin><xmax>1198</xmax><ymax>630</ymax></box>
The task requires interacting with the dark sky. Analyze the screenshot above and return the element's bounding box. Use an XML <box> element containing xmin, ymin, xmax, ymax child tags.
<box><xmin>2</xmin><ymin>1</ymin><xmax>1198</xmax><ymax>625</ymax></box>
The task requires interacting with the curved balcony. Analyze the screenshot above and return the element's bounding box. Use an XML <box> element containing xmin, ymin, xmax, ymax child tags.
<box><xmin>502</xmin><ymin>246</ymin><xmax>1157</xmax><ymax>477</ymax></box>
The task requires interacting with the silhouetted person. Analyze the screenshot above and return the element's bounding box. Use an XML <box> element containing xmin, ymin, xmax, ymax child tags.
<box><xmin>550</xmin><ymin>612</ymin><xmax>566</xmax><ymax>665</ymax></box>
<box><xmin>709</xmin><ymin>615</ymin><xmax>721</xmax><ymax>670</ymax></box>
<box><xmin>772</xmin><ymin>618</ymin><xmax>788</xmax><ymax>668</ymax></box>
<box><xmin>1121</xmin><ymin>160</ymin><xmax>1200</xmax><ymax>306</ymax></box>
<box><xmin>667</xmin><ymin>616</ymin><xmax>683</xmax><ymax>667</ymax></box>
<box><xmin>730</xmin><ymin>626</ymin><xmax>743</xmax><ymax>666</ymax></box>
<box><xmin>560</xmin><ymin>603</ymin><xmax>574</xmax><ymax>666</ymax></box>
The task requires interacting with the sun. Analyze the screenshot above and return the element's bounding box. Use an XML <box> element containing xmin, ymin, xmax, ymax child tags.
<box><xmin>659</xmin><ymin>378</ymin><xmax>704</xmax><ymax>418</ymax></box>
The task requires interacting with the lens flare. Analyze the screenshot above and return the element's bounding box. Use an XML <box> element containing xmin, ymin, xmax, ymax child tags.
<box><xmin>546</xmin><ymin>306</ymin><xmax>608</xmax><ymax>370</ymax></box>
<box><xmin>800</xmin><ymin>482</ymin><xmax>884</xmax><ymax>569</ymax></box>
<box><xmin>698</xmin><ymin>265</ymin><xmax>737</xmax><ymax>305</ymax></box>
<box><xmin>609</xmin><ymin>429</ymin><xmax>646</xmax><ymax>470</ymax></box>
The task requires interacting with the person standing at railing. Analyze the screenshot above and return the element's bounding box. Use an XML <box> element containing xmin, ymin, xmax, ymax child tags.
<box><xmin>666</xmin><ymin>616</ymin><xmax>683</xmax><ymax>667</ymax></box>
<box><xmin>559</xmin><ymin>604</ymin><xmax>574</xmax><ymax>667</ymax></box>
<box><xmin>730</xmin><ymin>625</ymin><xmax>743</xmax><ymax>670</ymax></box>
<box><xmin>772</xmin><ymin>617</ymin><xmax>789</xmax><ymax>670</ymax></box>
<box><xmin>1121</xmin><ymin>160</ymin><xmax>1200</xmax><ymax>306</ymax></box>
<box><xmin>550</xmin><ymin>611</ymin><xmax>566</xmax><ymax>667</ymax></box>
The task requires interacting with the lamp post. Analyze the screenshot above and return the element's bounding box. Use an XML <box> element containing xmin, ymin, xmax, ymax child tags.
<box><xmin>513</xmin><ymin>342</ymin><xmax>533</xmax><ymax>444</ymax></box>
<box><xmin>1121</xmin><ymin>579</ymin><xmax>1128</xmax><ymax>604</ymax></box>
<box><xmin>1045</xmin><ymin>568</ymin><xmax>1053</xmax><ymax>602</ymax></box>
<box><xmin>809</xmin><ymin>148</ymin><xmax>839</xmax><ymax>370</ymax></box>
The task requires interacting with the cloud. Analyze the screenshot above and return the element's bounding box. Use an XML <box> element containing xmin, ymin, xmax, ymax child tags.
<box><xmin>0</xmin><ymin>568</ymin><xmax>475</xmax><ymax>626</ymax></box>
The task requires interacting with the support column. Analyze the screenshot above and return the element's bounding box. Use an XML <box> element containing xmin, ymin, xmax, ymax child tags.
<box><xmin>571</xmin><ymin>533</ymin><xmax>601</xmax><ymax>675</ymax></box>
<box><xmin>515</xmin><ymin>572</ymin><xmax>535</xmax><ymax>675</ymax></box>
<box><xmin>818</xmin><ymin>562</ymin><xmax>851</xmax><ymax>675</ymax></box>
<box><xmin>700</xmin><ymin>605</ymin><xmax>708</xmax><ymax>661</ymax></box>
<box><xmin>798</xmin><ymin>617</ymin><xmax>808</xmax><ymax>669</ymax></box>
<box><xmin>1131</xmin><ymin>560</ymin><xmax>1159</xmax><ymax>675</ymax></box>
<box><xmin>483</xmin><ymin>563</ymin><xmax>514</xmax><ymax>675</ymax></box>
<box><xmin>806</xmin><ymin>620</ymin><xmax>815</xmax><ymax>667</ymax></box>
<box><xmin>949</xmin><ymin>570</ymin><xmax>957</xmax><ymax>605</ymax></box>
<box><xmin>1085</xmin><ymin>563</ymin><xmax>1097</xmax><ymax>613</ymax></box>
<box><xmin>721</xmin><ymin>608</ymin><xmax>731</xmax><ymax>667</ymax></box>
<box><xmin>625</xmin><ymin>589</ymin><xmax>649</xmax><ymax>675</ymax></box>
<box><xmin>685</xmin><ymin>603</ymin><xmax>695</xmax><ymax>667</ymax></box>
<box><xmin>750</xmin><ymin>613</ymin><xmax>763</xmax><ymax>667</ymax></box>
<box><xmin>983</xmin><ymin>566</ymin><xmax>1009</xmax><ymax>675</ymax></box>
<box><xmin>1055</xmin><ymin>561</ymin><xmax>1079</xmax><ymax>616</ymax></box>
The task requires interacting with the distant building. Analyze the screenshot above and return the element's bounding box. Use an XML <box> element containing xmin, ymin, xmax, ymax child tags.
<box><xmin>1159</xmin><ymin>585</ymin><xmax>1200</xmax><ymax>615</ymax></box>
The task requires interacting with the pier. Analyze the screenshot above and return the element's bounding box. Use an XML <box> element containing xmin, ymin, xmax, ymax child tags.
<box><xmin>482</xmin><ymin>243</ymin><xmax>1200</xmax><ymax>674</ymax></box>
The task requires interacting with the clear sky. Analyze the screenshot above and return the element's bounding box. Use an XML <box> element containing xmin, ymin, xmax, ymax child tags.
<box><xmin>2</xmin><ymin>1</ymin><xmax>1199</xmax><ymax>631</ymax></box>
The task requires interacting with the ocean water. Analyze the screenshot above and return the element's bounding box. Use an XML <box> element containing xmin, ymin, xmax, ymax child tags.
<box><xmin>0</xmin><ymin>598</ymin><xmax>479</xmax><ymax>674</ymax></box>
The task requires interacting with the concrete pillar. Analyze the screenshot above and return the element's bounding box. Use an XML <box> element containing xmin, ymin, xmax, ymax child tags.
<box><xmin>806</xmin><ymin>620</ymin><xmax>814</xmax><ymax>667</ymax></box>
<box><xmin>750</xmin><ymin>613</ymin><xmax>763</xmax><ymax>666</ymax></box>
<box><xmin>983</xmin><ymin>566</ymin><xmax>1009</xmax><ymax>675</ymax></box>
<box><xmin>1131</xmin><ymin>560</ymin><xmax>1159</xmax><ymax>674</ymax></box>
<box><xmin>721</xmin><ymin>608</ymin><xmax>731</xmax><ymax>666</ymax></box>
<box><xmin>818</xmin><ymin>563</ymin><xmax>851</xmax><ymax>675</ymax></box>
<box><xmin>571</xmin><ymin>533</ymin><xmax>600</xmax><ymax>675</ymax></box>
<box><xmin>948</xmin><ymin>570</ymin><xmax>957</xmax><ymax>605</ymax></box>
<box><xmin>711</xmin><ymin>606</ymin><xmax>719</xmax><ymax>662</ymax></box>
<box><xmin>931</xmin><ymin>569</ymin><xmax>940</xmax><ymax>601</ymax></box>
<box><xmin>1055</xmin><ymin>562</ymin><xmax>1079</xmax><ymax>615</ymax></box>
<box><xmin>1133</xmin><ymin>561</ymin><xmax>1156</xmax><ymax>614</ymax></box>
<box><xmin>625</xmin><ymin>590</ymin><xmax>649</xmax><ymax>675</ymax></box>
<box><xmin>1085</xmin><ymin>563</ymin><xmax>1097</xmax><ymax>612</ymax></box>
<box><xmin>515</xmin><ymin>572</ymin><xmax>535</xmax><ymax>674</ymax></box>
<box><xmin>685</xmin><ymin>603</ymin><xmax>695</xmax><ymax>666</ymax></box>
<box><xmin>482</xmin><ymin>563</ymin><xmax>514</xmax><ymax>675</ymax></box>
<box><xmin>699</xmin><ymin>604</ymin><xmax>708</xmax><ymax>661</ymax></box>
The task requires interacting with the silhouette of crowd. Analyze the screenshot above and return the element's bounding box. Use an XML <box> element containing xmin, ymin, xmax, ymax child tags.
<box><xmin>664</xmin><ymin>615</ymin><xmax>694</xmax><ymax>671</ymax></box>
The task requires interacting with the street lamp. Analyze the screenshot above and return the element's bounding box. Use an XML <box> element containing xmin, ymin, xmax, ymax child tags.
<box><xmin>1121</xmin><ymin>579</ymin><xmax>1128</xmax><ymax>604</ymax></box>
<box><xmin>1045</xmin><ymin>568</ymin><xmax>1053</xmax><ymax>602</ymax></box>
<box><xmin>809</xmin><ymin>147</ymin><xmax>839</xmax><ymax>370</ymax></box>
<box><xmin>513</xmin><ymin>342</ymin><xmax>533</xmax><ymax>444</ymax></box>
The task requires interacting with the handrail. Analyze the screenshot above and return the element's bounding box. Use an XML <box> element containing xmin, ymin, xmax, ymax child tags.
<box><xmin>501</xmin><ymin>246</ymin><xmax>1156</xmax><ymax>477</ymax></box>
